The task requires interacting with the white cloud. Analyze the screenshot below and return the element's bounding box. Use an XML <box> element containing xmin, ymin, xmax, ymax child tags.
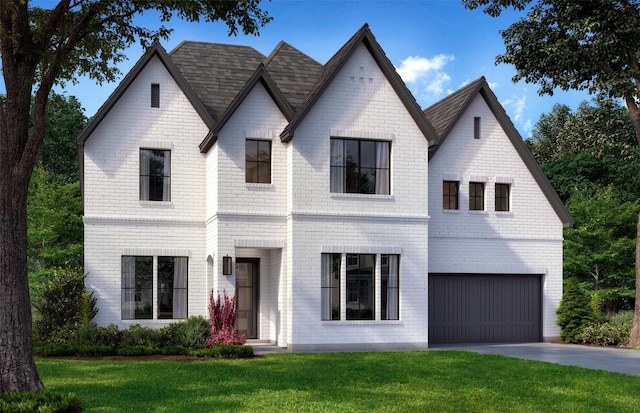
<box><xmin>503</xmin><ymin>95</ymin><xmax>527</xmax><ymax>122</ymax></box>
<box><xmin>396</xmin><ymin>54</ymin><xmax>454</xmax><ymax>101</ymax></box>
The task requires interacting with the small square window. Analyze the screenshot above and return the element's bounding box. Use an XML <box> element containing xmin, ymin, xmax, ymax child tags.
<box><xmin>151</xmin><ymin>84</ymin><xmax>160</xmax><ymax>108</ymax></box>
<box><xmin>246</xmin><ymin>139</ymin><xmax>271</xmax><ymax>183</ymax></box>
<box><xmin>495</xmin><ymin>183</ymin><xmax>510</xmax><ymax>211</ymax></box>
<box><xmin>443</xmin><ymin>181</ymin><xmax>459</xmax><ymax>210</ymax></box>
<box><xmin>469</xmin><ymin>182</ymin><xmax>485</xmax><ymax>211</ymax></box>
<box><xmin>474</xmin><ymin>117</ymin><xmax>481</xmax><ymax>139</ymax></box>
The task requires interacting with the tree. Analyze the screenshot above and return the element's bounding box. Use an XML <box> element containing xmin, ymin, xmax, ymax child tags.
<box><xmin>0</xmin><ymin>0</ymin><xmax>270</xmax><ymax>394</ymax></box>
<box><xmin>464</xmin><ymin>0</ymin><xmax>640</xmax><ymax>347</ymax></box>
<box><xmin>557</xmin><ymin>278</ymin><xmax>595</xmax><ymax>343</ymax></box>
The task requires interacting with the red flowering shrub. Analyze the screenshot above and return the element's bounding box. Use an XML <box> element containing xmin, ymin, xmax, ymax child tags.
<box><xmin>206</xmin><ymin>289</ymin><xmax>246</xmax><ymax>346</ymax></box>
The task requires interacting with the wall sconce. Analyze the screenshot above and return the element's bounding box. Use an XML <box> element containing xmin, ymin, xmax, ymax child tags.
<box><xmin>222</xmin><ymin>255</ymin><xmax>233</xmax><ymax>275</ymax></box>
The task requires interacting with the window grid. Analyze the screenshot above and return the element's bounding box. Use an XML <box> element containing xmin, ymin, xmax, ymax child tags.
<box><xmin>474</xmin><ymin>116</ymin><xmax>481</xmax><ymax>139</ymax></box>
<box><xmin>443</xmin><ymin>180</ymin><xmax>459</xmax><ymax>210</ymax></box>
<box><xmin>245</xmin><ymin>139</ymin><xmax>272</xmax><ymax>183</ymax></box>
<box><xmin>151</xmin><ymin>84</ymin><xmax>160</xmax><ymax>108</ymax></box>
<box><xmin>495</xmin><ymin>183</ymin><xmax>510</xmax><ymax>211</ymax></box>
<box><xmin>140</xmin><ymin>149</ymin><xmax>171</xmax><ymax>201</ymax></box>
<box><xmin>330</xmin><ymin>138</ymin><xmax>390</xmax><ymax>195</ymax></box>
<box><xmin>469</xmin><ymin>182</ymin><xmax>485</xmax><ymax>211</ymax></box>
<box><xmin>321</xmin><ymin>254</ymin><xmax>341</xmax><ymax>321</ymax></box>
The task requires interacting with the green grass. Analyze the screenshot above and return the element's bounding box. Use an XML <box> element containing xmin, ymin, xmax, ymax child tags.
<box><xmin>37</xmin><ymin>351</ymin><xmax>640</xmax><ymax>412</ymax></box>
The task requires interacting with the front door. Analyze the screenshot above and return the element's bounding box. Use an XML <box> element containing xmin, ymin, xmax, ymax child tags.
<box><xmin>236</xmin><ymin>258</ymin><xmax>259</xmax><ymax>339</ymax></box>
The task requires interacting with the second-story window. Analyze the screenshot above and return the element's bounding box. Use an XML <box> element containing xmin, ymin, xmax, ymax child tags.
<box><xmin>140</xmin><ymin>149</ymin><xmax>171</xmax><ymax>201</ymax></box>
<box><xmin>151</xmin><ymin>84</ymin><xmax>160</xmax><ymax>108</ymax></box>
<box><xmin>443</xmin><ymin>181</ymin><xmax>459</xmax><ymax>210</ymax></box>
<box><xmin>330</xmin><ymin>138</ymin><xmax>390</xmax><ymax>195</ymax></box>
<box><xmin>469</xmin><ymin>182</ymin><xmax>485</xmax><ymax>211</ymax></box>
<box><xmin>245</xmin><ymin>139</ymin><xmax>271</xmax><ymax>183</ymax></box>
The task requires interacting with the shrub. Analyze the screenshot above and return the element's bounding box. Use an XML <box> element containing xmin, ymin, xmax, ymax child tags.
<box><xmin>159</xmin><ymin>345</ymin><xmax>190</xmax><ymax>355</ymax></box>
<box><xmin>96</xmin><ymin>324</ymin><xmax>123</xmax><ymax>348</ymax></box>
<box><xmin>189</xmin><ymin>344</ymin><xmax>253</xmax><ymax>359</ymax></box>
<box><xmin>32</xmin><ymin>266</ymin><xmax>97</xmax><ymax>341</ymax></box>
<box><xmin>34</xmin><ymin>342</ymin><xmax>115</xmax><ymax>357</ymax></box>
<box><xmin>159</xmin><ymin>316</ymin><xmax>209</xmax><ymax>348</ymax></box>
<box><xmin>0</xmin><ymin>390</ymin><xmax>81</xmax><ymax>413</ymax></box>
<box><xmin>578</xmin><ymin>311</ymin><xmax>633</xmax><ymax>346</ymax></box>
<box><xmin>120</xmin><ymin>324</ymin><xmax>162</xmax><ymax>348</ymax></box>
<box><xmin>557</xmin><ymin>278</ymin><xmax>594</xmax><ymax>343</ymax></box>
<box><xmin>207</xmin><ymin>290</ymin><xmax>246</xmax><ymax>346</ymax></box>
<box><xmin>117</xmin><ymin>345</ymin><xmax>157</xmax><ymax>356</ymax></box>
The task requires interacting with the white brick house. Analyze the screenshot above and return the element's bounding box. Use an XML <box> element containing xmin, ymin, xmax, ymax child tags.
<box><xmin>78</xmin><ymin>24</ymin><xmax>572</xmax><ymax>350</ymax></box>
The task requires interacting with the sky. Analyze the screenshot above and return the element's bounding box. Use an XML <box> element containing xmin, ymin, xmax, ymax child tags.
<box><xmin>12</xmin><ymin>0</ymin><xmax>595</xmax><ymax>139</ymax></box>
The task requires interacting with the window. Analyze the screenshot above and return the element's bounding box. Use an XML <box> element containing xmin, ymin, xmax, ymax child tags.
<box><xmin>157</xmin><ymin>257</ymin><xmax>188</xmax><ymax>319</ymax></box>
<box><xmin>151</xmin><ymin>84</ymin><xmax>160</xmax><ymax>108</ymax></box>
<box><xmin>140</xmin><ymin>149</ymin><xmax>171</xmax><ymax>201</ymax></box>
<box><xmin>381</xmin><ymin>255</ymin><xmax>399</xmax><ymax>320</ymax></box>
<box><xmin>474</xmin><ymin>116</ymin><xmax>481</xmax><ymax>139</ymax></box>
<box><xmin>330</xmin><ymin>138</ymin><xmax>390</xmax><ymax>194</ymax></box>
<box><xmin>469</xmin><ymin>182</ymin><xmax>485</xmax><ymax>211</ymax></box>
<box><xmin>495</xmin><ymin>183</ymin><xmax>510</xmax><ymax>212</ymax></box>
<box><xmin>122</xmin><ymin>256</ymin><xmax>187</xmax><ymax>320</ymax></box>
<box><xmin>321</xmin><ymin>254</ymin><xmax>341</xmax><ymax>321</ymax></box>
<box><xmin>246</xmin><ymin>139</ymin><xmax>271</xmax><ymax>183</ymax></box>
<box><xmin>121</xmin><ymin>256</ymin><xmax>153</xmax><ymax>319</ymax></box>
<box><xmin>346</xmin><ymin>254</ymin><xmax>375</xmax><ymax>320</ymax></box>
<box><xmin>443</xmin><ymin>181</ymin><xmax>459</xmax><ymax>210</ymax></box>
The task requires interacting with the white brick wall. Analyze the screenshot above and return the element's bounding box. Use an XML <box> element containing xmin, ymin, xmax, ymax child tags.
<box><xmin>83</xmin><ymin>56</ymin><xmax>209</xmax><ymax>327</ymax></box>
<box><xmin>428</xmin><ymin>95</ymin><xmax>564</xmax><ymax>340</ymax></box>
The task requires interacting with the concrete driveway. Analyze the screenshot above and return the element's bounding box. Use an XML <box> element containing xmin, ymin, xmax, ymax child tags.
<box><xmin>431</xmin><ymin>342</ymin><xmax>640</xmax><ymax>376</ymax></box>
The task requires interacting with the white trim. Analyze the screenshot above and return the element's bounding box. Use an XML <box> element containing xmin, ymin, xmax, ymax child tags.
<box><xmin>329</xmin><ymin>128</ymin><xmax>395</xmax><ymax>141</ymax></box>
<box><xmin>84</xmin><ymin>216</ymin><xmax>203</xmax><ymax>228</ymax></box>
<box><xmin>321</xmin><ymin>245</ymin><xmax>403</xmax><ymax>254</ymax></box>
<box><xmin>122</xmin><ymin>247</ymin><xmax>191</xmax><ymax>257</ymax></box>
<box><xmin>234</xmin><ymin>238</ymin><xmax>285</xmax><ymax>249</ymax></box>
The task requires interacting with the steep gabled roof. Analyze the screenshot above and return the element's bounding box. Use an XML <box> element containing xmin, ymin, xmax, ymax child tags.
<box><xmin>425</xmin><ymin>77</ymin><xmax>573</xmax><ymax>228</ymax></box>
<box><xmin>280</xmin><ymin>23</ymin><xmax>437</xmax><ymax>144</ymax></box>
<box><xmin>264</xmin><ymin>41</ymin><xmax>324</xmax><ymax>112</ymax></box>
<box><xmin>199</xmin><ymin>64</ymin><xmax>295</xmax><ymax>152</ymax></box>
<box><xmin>76</xmin><ymin>40</ymin><xmax>213</xmax><ymax>145</ymax></box>
<box><xmin>169</xmin><ymin>41</ymin><xmax>266</xmax><ymax>123</ymax></box>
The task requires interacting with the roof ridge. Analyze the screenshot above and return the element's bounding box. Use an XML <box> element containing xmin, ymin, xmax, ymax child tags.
<box><xmin>168</xmin><ymin>40</ymin><xmax>263</xmax><ymax>57</ymax></box>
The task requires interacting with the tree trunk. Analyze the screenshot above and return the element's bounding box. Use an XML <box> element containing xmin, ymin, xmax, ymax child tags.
<box><xmin>629</xmin><ymin>211</ymin><xmax>640</xmax><ymax>347</ymax></box>
<box><xmin>0</xmin><ymin>167</ymin><xmax>44</xmax><ymax>393</ymax></box>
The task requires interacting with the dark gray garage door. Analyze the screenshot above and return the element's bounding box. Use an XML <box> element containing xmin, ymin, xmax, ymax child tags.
<box><xmin>429</xmin><ymin>274</ymin><xmax>542</xmax><ymax>344</ymax></box>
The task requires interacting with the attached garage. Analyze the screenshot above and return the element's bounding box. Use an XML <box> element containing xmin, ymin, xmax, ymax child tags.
<box><xmin>428</xmin><ymin>274</ymin><xmax>542</xmax><ymax>344</ymax></box>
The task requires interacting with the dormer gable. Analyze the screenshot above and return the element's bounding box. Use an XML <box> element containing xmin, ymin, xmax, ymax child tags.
<box><xmin>280</xmin><ymin>23</ymin><xmax>437</xmax><ymax>144</ymax></box>
<box><xmin>425</xmin><ymin>77</ymin><xmax>573</xmax><ymax>228</ymax></box>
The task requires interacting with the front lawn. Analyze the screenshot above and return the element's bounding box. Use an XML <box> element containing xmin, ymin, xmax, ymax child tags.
<box><xmin>37</xmin><ymin>351</ymin><xmax>639</xmax><ymax>412</ymax></box>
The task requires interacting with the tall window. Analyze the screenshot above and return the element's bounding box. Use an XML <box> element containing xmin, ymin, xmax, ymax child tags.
<box><xmin>474</xmin><ymin>116</ymin><xmax>481</xmax><ymax>139</ymax></box>
<box><xmin>121</xmin><ymin>256</ymin><xmax>153</xmax><ymax>319</ymax></box>
<box><xmin>381</xmin><ymin>255</ymin><xmax>399</xmax><ymax>320</ymax></box>
<box><xmin>346</xmin><ymin>254</ymin><xmax>375</xmax><ymax>320</ymax></box>
<box><xmin>122</xmin><ymin>256</ymin><xmax>188</xmax><ymax>320</ymax></box>
<box><xmin>469</xmin><ymin>182</ymin><xmax>485</xmax><ymax>211</ymax></box>
<box><xmin>151</xmin><ymin>84</ymin><xmax>160</xmax><ymax>108</ymax></box>
<box><xmin>443</xmin><ymin>181</ymin><xmax>459</xmax><ymax>210</ymax></box>
<box><xmin>330</xmin><ymin>138</ymin><xmax>390</xmax><ymax>194</ymax></box>
<box><xmin>246</xmin><ymin>139</ymin><xmax>272</xmax><ymax>183</ymax></box>
<box><xmin>495</xmin><ymin>183</ymin><xmax>510</xmax><ymax>212</ymax></box>
<box><xmin>157</xmin><ymin>257</ymin><xmax>188</xmax><ymax>319</ymax></box>
<box><xmin>321</xmin><ymin>254</ymin><xmax>341</xmax><ymax>321</ymax></box>
<box><xmin>140</xmin><ymin>149</ymin><xmax>171</xmax><ymax>201</ymax></box>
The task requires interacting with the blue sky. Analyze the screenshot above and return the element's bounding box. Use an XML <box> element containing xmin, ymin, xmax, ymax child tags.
<box><xmin>22</xmin><ymin>0</ymin><xmax>594</xmax><ymax>138</ymax></box>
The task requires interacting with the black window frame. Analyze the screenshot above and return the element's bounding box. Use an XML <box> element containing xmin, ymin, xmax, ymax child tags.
<box><xmin>443</xmin><ymin>180</ymin><xmax>459</xmax><ymax>210</ymax></box>
<box><xmin>346</xmin><ymin>254</ymin><xmax>375</xmax><ymax>320</ymax></box>
<box><xmin>474</xmin><ymin>116</ymin><xmax>481</xmax><ymax>139</ymax></box>
<box><xmin>140</xmin><ymin>148</ymin><xmax>171</xmax><ymax>201</ymax></box>
<box><xmin>245</xmin><ymin>139</ymin><xmax>272</xmax><ymax>184</ymax></box>
<box><xmin>469</xmin><ymin>182</ymin><xmax>485</xmax><ymax>211</ymax></box>
<box><xmin>151</xmin><ymin>83</ymin><xmax>160</xmax><ymax>108</ymax></box>
<box><xmin>321</xmin><ymin>253</ymin><xmax>341</xmax><ymax>321</ymax></box>
<box><xmin>330</xmin><ymin>138</ymin><xmax>390</xmax><ymax>195</ymax></box>
<box><xmin>495</xmin><ymin>183</ymin><xmax>510</xmax><ymax>212</ymax></box>
<box><xmin>121</xmin><ymin>256</ymin><xmax>153</xmax><ymax>320</ymax></box>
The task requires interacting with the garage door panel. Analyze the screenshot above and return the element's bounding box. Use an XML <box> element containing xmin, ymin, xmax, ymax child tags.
<box><xmin>429</xmin><ymin>274</ymin><xmax>542</xmax><ymax>344</ymax></box>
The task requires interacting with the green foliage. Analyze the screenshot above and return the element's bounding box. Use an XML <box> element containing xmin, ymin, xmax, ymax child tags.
<box><xmin>27</xmin><ymin>166</ymin><xmax>83</xmax><ymax>271</ymax></box>
<box><xmin>557</xmin><ymin>278</ymin><xmax>595</xmax><ymax>343</ymax></box>
<box><xmin>159</xmin><ymin>316</ymin><xmax>209</xmax><ymax>349</ymax></box>
<box><xmin>188</xmin><ymin>344</ymin><xmax>254</xmax><ymax>359</ymax></box>
<box><xmin>563</xmin><ymin>187</ymin><xmax>638</xmax><ymax>312</ymax></box>
<box><xmin>117</xmin><ymin>346</ymin><xmax>157</xmax><ymax>357</ymax></box>
<box><xmin>577</xmin><ymin>311</ymin><xmax>633</xmax><ymax>346</ymax></box>
<box><xmin>119</xmin><ymin>324</ymin><xmax>162</xmax><ymax>348</ymax></box>
<box><xmin>0</xmin><ymin>390</ymin><xmax>81</xmax><ymax>413</ymax></box>
<box><xmin>32</xmin><ymin>267</ymin><xmax>97</xmax><ymax>341</ymax></box>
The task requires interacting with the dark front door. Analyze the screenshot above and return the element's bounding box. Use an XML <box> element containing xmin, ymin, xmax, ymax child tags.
<box><xmin>236</xmin><ymin>258</ymin><xmax>259</xmax><ymax>339</ymax></box>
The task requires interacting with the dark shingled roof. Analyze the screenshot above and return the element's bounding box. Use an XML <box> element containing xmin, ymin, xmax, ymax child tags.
<box><xmin>264</xmin><ymin>41</ymin><xmax>324</xmax><ymax>112</ymax></box>
<box><xmin>424</xmin><ymin>77</ymin><xmax>485</xmax><ymax>142</ymax></box>
<box><xmin>169</xmin><ymin>41</ymin><xmax>266</xmax><ymax>122</ymax></box>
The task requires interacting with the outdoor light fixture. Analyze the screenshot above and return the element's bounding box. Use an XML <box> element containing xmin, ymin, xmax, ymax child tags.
<box><xmin>222</xmin><ymin>255</ymin><xmax>232</xmax><ymax>275</ymax></box>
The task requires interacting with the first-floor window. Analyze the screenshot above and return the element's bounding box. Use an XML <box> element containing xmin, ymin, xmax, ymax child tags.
<box><xmin>321</xmin><ymin>253</ymin><xmax>400</xmax><ymax>321</ymax></box>
<box><xmin>321</xmin><ymin>254</ymin><xmax>341</xmax><ymax>321</ymax></box>
<box><xmin>381</xmin><ymin>255</ymin><xmax>399</xmax><ymax>320</ymax></box>
<box><xmin>122</xmin><ymin>255</ymin><xmax>187</xmax><ymax>320</ymax></box>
